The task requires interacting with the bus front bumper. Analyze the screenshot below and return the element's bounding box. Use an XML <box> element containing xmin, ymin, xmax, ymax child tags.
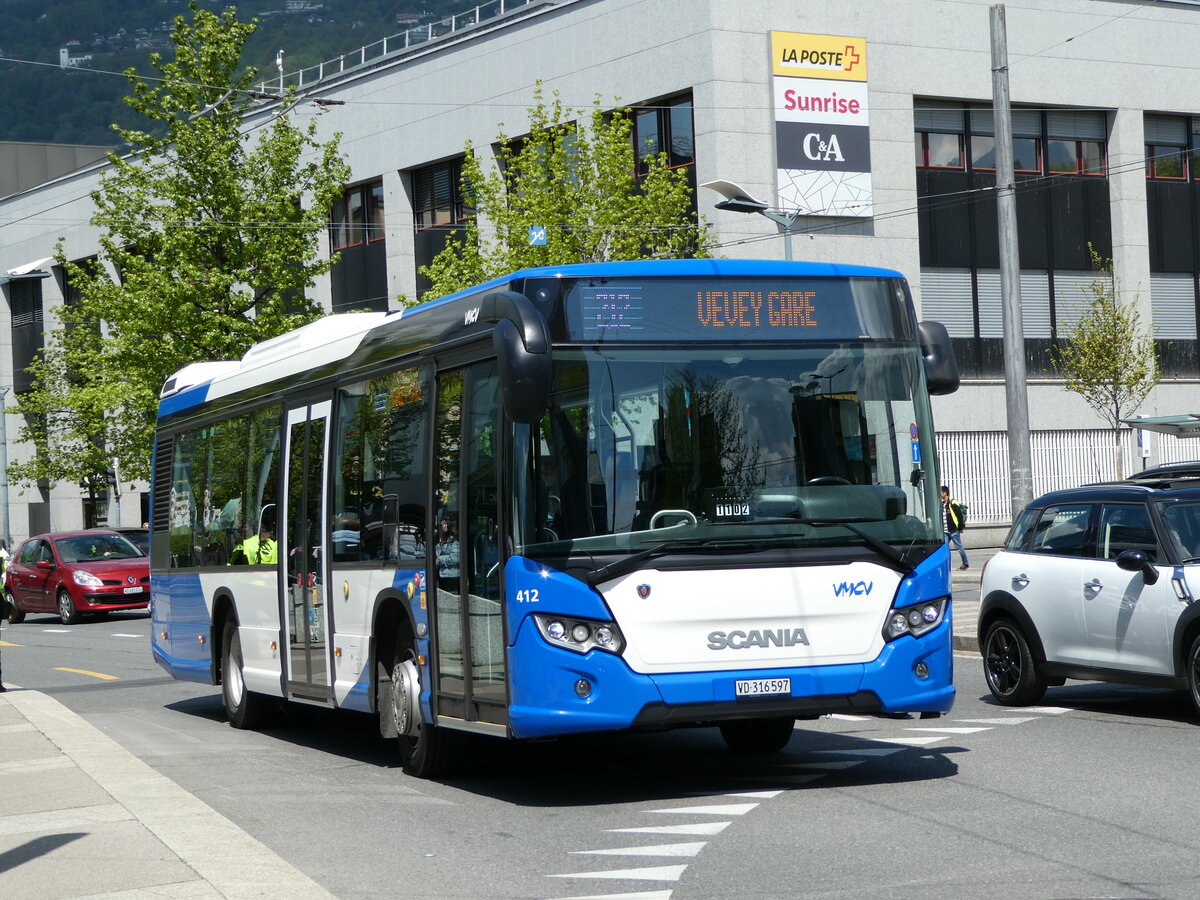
<box><xmin>507</xmin><ymin>618</ymin><xmax>954</xmax><ymax>740</ymax></box>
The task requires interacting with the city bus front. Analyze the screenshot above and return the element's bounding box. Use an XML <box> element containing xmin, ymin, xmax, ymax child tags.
<box><xmin>503</xmin><ymin>271</ymin><xmax>956</xmax><ymax>745</ymax></box>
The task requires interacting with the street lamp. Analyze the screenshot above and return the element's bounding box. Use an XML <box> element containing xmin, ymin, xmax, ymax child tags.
<box><xmin>701</xmin><ymin>180</ymin><xmax>800</xmax><ymax>260</ymax></box>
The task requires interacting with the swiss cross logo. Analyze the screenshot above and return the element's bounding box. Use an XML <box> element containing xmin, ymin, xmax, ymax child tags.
<box><xmin>843</xmin><ymin>44</ymin><xmax>861</xmax><ymax>71</ymax></box>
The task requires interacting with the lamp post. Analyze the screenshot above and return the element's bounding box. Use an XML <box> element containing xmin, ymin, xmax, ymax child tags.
<box><xmin>701</xmin><ymin>180</ymin><xmax>798</xmax><ymax>261</ymax></box>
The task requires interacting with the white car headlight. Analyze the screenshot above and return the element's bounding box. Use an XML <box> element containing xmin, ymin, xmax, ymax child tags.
<box><xmin>73</xmin><ymin>570</ymin><xmax>104</xmax><ymax>588</ymax></box>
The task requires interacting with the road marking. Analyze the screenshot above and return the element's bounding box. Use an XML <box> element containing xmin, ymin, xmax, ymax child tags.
<box><xmin>42</xmin><ymin>629</ymin><xmax>70</xmax><ymax>634</ymax></box>
<box><xmin>956</xmin><ymin>717</ymin><xmax>1039</xmax><ymax>725</ymax></box>
<box><xmin>0</xmin><ymin>639</ymin><xmax>19</xmax><ymax>647</ymax></box>
<box><xmin>112</xmin><ymin>633</ymin><xmax>144</xmax><ymax>638</ymax></box>
<box><xmin>573</xmin><ymin>842</ymin><xmax>706</xmax><ymax>858</ymax></box>
<box><xmin>608</xmin><ymin>822</ymin><xmax>730</xmax><ymax>836</ymax></box>
<box><xmin>905</xmin><ymin>726</ymin><xmax>992</xmax><ymax>735</ymax></box>
<box><xmin>651</xmin><ymin>803</ymin><xmax>757</xmax><ymax>816</ymax></box>
<box><xmin>871</xmin><ymin>734</ymin><xmax>947</xmax><ymax>746</ymax></box>
<box><xmin>1023</xmin><ymin>706</ymin><xmax>1071</xmax><ymax>714</ymax></box>
<box><xmin>547</xmin><ymin>892</ymin><xmax>673</xmax><ymax>900</ymax></box>
<box><xmin>53</xmin><ymin>667</ymin><xmax>118</xmax><ymax>681</ymax></box>
<box><xmin>549</xmin><ymin>865</ymin><xmax>687</xmax><ymax>882</ymax></box>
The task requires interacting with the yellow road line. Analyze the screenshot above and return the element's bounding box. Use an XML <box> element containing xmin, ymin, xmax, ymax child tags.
<box><xmin>54</xmin><ymin>667</ymin><xmax>118</xmax><ymax>681</ymax></box>
<box><xmin>0</xmin><ymin>640</ymin><xmax>20</xmax><ymax>647</ymax></box>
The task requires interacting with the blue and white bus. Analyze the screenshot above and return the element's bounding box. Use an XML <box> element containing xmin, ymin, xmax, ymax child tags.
<box><xmin>150</xmin><ymin>258</ymin><xmax>960</xmax><ymax>776</ymax></box>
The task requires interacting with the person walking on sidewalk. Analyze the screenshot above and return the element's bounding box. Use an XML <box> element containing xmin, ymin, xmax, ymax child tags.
<box><xmin>941</xmin><ymin>485</ymin><xmax>969</xmax><ymax>570</ymax></box>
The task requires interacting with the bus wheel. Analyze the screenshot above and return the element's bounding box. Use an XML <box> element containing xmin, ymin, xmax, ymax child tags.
<box><xmin>391</xmin><ymin>637</ymin><xmax>457</xmax><ymax>778</ymax></box>
<box><xmin>719</xmin><ymin>717</ymin><xmax>795</xmax><ymax>754</ymax></box>
<box><xmin>222</xmin><ymin>620</ymin><xmax>273</xmax><ymax>729</ymax></box>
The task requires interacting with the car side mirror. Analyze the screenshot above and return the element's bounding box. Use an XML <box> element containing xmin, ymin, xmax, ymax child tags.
<box><xmin>1115</xmin><ymin>548</ymin><xmax>1159</xmax><ymax>585</ymax></box>
<box><xmin>36</xmin><ymin>559</ymin><xmax>54</xmax><ymax>571</ymax></box>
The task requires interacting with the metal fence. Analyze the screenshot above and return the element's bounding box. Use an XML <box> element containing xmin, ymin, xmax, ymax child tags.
<box><xmin>259</xmin><ymin>0</ymin><xmax>540</xmax><ymax>93</ymax></box>
<box><xmin>935</xmin><ymin>428</ymin><xmax>1200</xmax><ymax>525</ymax></box>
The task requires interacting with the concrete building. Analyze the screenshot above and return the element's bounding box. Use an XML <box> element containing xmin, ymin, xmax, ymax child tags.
<box><xmin>4</xmin><ymin>0</ymin><xmax>1200</xmax><ymax>540</ymax></box>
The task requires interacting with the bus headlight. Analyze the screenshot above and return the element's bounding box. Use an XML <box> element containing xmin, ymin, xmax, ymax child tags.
<box><xmin>535</xmin><ymin>615</ymin><xmax>624</xmax><ymax>655</ymax></box>
<box><xmin>883</xmin><ymin>597</ymin><xmax>947</xmax><ymax>641</ymax></box>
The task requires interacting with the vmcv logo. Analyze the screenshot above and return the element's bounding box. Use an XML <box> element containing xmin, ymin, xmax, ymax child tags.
<box><xmin>833</xmin><ymin>581</ymin><xmax>873</xmax><ymax>597</ymax></box>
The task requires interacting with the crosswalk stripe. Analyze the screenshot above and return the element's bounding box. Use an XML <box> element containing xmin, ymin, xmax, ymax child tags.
<box><xmin>870</xmin><ymin>735</ymin><xmax>946</xmax><ymax>746</ymax></box>
<box><xmin>1022</xmin><ymin>706</ymin><xmax>1072</xmax><ymax>714</ymax></box>
<box><xmin>545</xmin><ymin>891</ymin><xmax>674</xmax><ymax>900</ymax></box>
<box><xmin>651</xmin><ymin>803</ymin><xmax>757</xmax><ymax>816</ymax></box>
<box><xmin>955</xmin><ymin>717</ymin><xmax>1038</xmax><ymax>725</ymax></box>
<box><xmin>548</xmin><ymin>865</ymin><xmax>687</xmax><ymax>882</ymax></box>
<box><xmin>905</xmin><ymin>726</ymin><xmax>991</xmax><ymax>734</ymax></box>
<box><xmin>572</xmin><ymin>842</ymin><xmax>705</xmax><ymax>858</ymax></box>
<box><xmin>608</xmin><ymin>822</ymin><xmax>730</xmax><ymax>836</ymax></box>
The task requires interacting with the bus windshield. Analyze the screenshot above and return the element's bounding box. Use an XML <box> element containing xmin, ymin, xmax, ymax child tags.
<box><xmin>514</xmin><ymin>343</ymin><xmax>941</xmax><ymax>559</ymax></box>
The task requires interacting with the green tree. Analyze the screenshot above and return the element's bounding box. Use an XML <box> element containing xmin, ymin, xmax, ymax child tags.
<box><xmin>419</xmin><ymin>86</ymin><xmax>710</xmax><ymax>300</ymax></box>
<box><xmin>10</xmin><ymin>2</ymin><xmax>350</xmax><ymax>488</ymax></box>
<box><xmin>1054</xmin><ymin>246</ymin><xmax>1159</xmax><ymax>480</ymax></box>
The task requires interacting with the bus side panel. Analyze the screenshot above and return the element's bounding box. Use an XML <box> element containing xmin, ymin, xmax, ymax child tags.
<box><xmin>329</xmin><ymin>567</ymin><xmax>426</xmax><ymax>713</ymax></box>
<box><xmin>151</xmin><ymin>572</ymin><xmax>214</xmax><ymax>684</ymax></box>
<box><xmin>229</xmin><ymin>570</ymin><xmax>285</xmax><ymax>698</ymax></box>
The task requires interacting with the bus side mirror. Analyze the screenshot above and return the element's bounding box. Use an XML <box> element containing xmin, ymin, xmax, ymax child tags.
<box><xmin>918</xmin><ymin>320</ymin><xmax>960</xmax><ymax>396</ymax></box>
<box><xmin>485</xmin><ymin>291</ymin><xmax>553</xmax><ymax>424</ymax></box>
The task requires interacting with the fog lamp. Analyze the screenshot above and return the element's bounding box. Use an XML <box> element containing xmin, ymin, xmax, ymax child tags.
<box><xmin>574</xmin><ymin>679</ymin><xmax>592</xmax><ymax>698</ymax></box>
<box><xmin>914</xmin><ymin>661</ymin><xmax>930</xmax><ymax>679</ymax></box>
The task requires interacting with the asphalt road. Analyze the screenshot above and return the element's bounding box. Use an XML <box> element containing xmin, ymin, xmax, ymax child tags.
<box><xmin>4</xmin><ymin>610</ymin><xmax>1200</xmax><ymax>899</ymax></box>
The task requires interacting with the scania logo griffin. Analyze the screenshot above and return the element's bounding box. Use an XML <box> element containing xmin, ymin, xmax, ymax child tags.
<box><xmin>833</xmin><ymin>580</ymin><xmax>873</xmax><ymax>597</ymax></box>
<box><xmin>707</xmin><ymin>628</ymin><xmax>810</xmax><ymax>650</ymax></box>
<box><xmin>636</xmin><ymin>583</ymin><xmax>651</xmax><ymax>599</ymax></box>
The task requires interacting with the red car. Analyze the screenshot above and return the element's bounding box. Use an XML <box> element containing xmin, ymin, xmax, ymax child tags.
<box><xmin>4</xmin><ymin>530</ymin><xmax>150</xmax><ymax>625</ymax></box>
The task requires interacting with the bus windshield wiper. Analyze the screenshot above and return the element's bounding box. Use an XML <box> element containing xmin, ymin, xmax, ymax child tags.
<box><xmin>753</xmin><ymin>515</ymin><xmax>915</xmax><ymax>577</ymax></box>
<box><xmin>585</xmin><ymin>537</ymin><xmax>753</xmax><ymax>585</ymax></box>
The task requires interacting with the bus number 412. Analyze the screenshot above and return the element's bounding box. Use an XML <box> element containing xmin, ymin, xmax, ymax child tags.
<box><xmin>515</xmin><ymin>589</ymin><xmax>540</xmax><ymax>603</ymax></box>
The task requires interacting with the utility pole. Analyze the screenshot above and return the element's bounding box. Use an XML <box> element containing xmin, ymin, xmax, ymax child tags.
<box><xmin>991</xmin><ymin>4</ymin><xmax>1034</xmax><ymax>517</ymax></box>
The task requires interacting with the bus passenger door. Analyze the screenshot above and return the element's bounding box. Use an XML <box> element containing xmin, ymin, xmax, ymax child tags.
<box><xmin>283</xmin><ymin>401</ymin><xmax>332</xmax><ymax>700</ymax></box>
<box><xmin>433</xmin><ymin>363</ymin><xmax>507</xmax><ymax>730</ymax></box>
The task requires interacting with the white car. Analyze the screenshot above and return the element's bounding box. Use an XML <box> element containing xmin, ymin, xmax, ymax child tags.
<box><xmin>978</xmin><ymin>469</ymin><xmax>1200</xmax><ymax>712</ymax></box>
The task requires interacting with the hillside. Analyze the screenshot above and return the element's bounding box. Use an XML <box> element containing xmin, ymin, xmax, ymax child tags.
<box><xmin>0</xmin><ymin>0</ymin><xmax>474</xmax><ymax>145</ymax></box>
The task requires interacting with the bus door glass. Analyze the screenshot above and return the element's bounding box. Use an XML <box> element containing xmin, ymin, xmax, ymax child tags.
<box><xmin>283</xmin><ymin>401</ymin><xmax>331</xmax><ymax>698</ymax></box>
<box><xmin>434</xmin><ymin>363</ymin><xmax>506</xmax><ymax>727</ymax></box>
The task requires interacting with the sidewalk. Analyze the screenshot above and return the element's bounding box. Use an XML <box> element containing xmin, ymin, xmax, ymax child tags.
<box><xmin>0</xmin><ymin>686</ymin><xmax>334</xmax><ymax>900</ymax></box>
<box><xmin>951</xmin><ymin>545</ymin><xmax>998</xmax><ymax>655</ymax></box>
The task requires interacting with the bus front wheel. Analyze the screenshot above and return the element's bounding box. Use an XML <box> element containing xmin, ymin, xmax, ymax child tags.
<box><xmin>719</xmin><ymin>717</ymin><xmax>796</xmax><ymax>754</ymax></box>
<box><xmin>221</xmin><ymin>620</ymin><xmax>274</xmax><ymax>729</ymax></box>
<box><xmin>390</xmin><ymin>634</ymin><xmax>458</xmax><ymax>778</ymax></box>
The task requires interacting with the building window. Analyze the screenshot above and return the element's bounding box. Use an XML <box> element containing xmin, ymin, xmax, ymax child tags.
<box><xmin>914</xmin><ymin>100</ymin><xmax>1112</xmax><ymax>379</ymax></box>
<box><xmin>330</xmin><ymin>179</ymin><xmax>387</xmax><ymax>312</ymax></box>
<box><xmin>331</xmin><ymin>181</ymin><xmax>385</xmax><ymax>251</ymax></box>
<box><xmin>8</xmin><ymin>276</ymin><xmax>45</xmax><ymax>393</ymax></box>
<box><xmin>412</xmin><ymin>158</ymin><xmax>471</xmax><ymax>299</ymax></box>
<box><xmin>916</xmin><ymin>132</ymin><xmax>964</xmax><ymax>169</ymax></box>
<box><xmin>632</xmin><ymin>95</ymin><xmax>695</xmax><ymax>176</ymax></box>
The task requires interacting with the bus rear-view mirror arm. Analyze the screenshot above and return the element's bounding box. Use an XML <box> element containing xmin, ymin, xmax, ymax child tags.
<box><xmin>483</xmin><ymin>291</ymin><xmax>553</xmax><ymax>424</ymax></box>
<box><xmin>918</xmin><ymin>320</ymin><xmax>960</xmax><ymax>395</ymax></box>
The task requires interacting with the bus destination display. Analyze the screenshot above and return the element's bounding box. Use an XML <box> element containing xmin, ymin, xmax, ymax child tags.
<box><xmin>567</xmin><ymin>276</ymin><xmax>902</xmax><ymax>342</ymax></box>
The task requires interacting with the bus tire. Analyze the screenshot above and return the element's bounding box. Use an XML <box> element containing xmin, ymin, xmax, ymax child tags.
<box><xmin>718</xmin><ymin>717</ymin><xmax>795</xmax><ymax>754</ymax></box>
<box><xmin>222</xmin><ymin>620</ymin><xmax>273</xmax><ymax>729</ymax></box>
<box><xmin>390</xmin><ymin>632</ymin><xmax>457</xmax><ymax>778</ymax></box>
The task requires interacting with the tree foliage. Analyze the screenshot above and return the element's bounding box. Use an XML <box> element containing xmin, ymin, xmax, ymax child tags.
<box><xmin>1054</xmin><ymin>246</ymin><xmax>1159</xmax><ymax>480</ymax></box>
<box><xmin>419</xmin><ymin>86</ymin><xmax>711</xmax><ymax>300</ymax></box>
<box><xmin>9</xmin><ymin>2</ymin><xmax>350</xmax><ymax>487</ymax></box>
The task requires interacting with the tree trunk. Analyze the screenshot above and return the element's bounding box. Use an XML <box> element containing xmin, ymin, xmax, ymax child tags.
<box><xmin>1113</xmin><ymin>429</ymin><xmax>1123</xmax><ymax>481</ymax></box>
